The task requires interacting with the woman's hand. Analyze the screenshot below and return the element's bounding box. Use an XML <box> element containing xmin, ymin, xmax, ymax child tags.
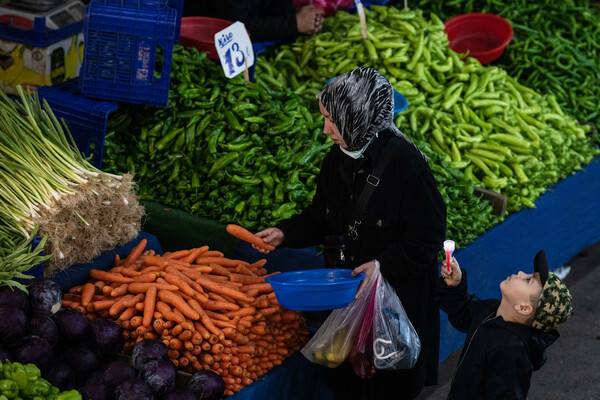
<box><xmin>440</xmin><ymin>257</ymin><xmax>462</xmax><ymax>286</ymax></box>
<box><xmin>296</xmin><ymin>5</ymin><xmax>325</xmax><ymax>35</ymax></box>
<box><xmin>352</xmin><ymin>260</ymin><xmax>379</xmax><ymax>298</ymax></box>
<box><xmin>253</xmin><ymin>228</ymin><xmax>284</xmax><ymax>253</ymax></box>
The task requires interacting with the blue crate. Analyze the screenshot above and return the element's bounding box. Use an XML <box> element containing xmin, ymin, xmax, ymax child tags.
<box><xmin>167</xmin><ymin>0</ymin><xmax>183</xmax><ymax>43</ymax></box>
<box><xmin>38</xmin><ymin>81</ymin><xmax>118</xmax><ymax>169</ymax></box>
<box><xmin>0</xmin><ymin>14</ymin><xmax>83</xmax><ymax>48</ymax></box>
<box><xmin>80</xmin><ymin>0</ymin><xmax>177</xmax><ymax>107</ymax></box>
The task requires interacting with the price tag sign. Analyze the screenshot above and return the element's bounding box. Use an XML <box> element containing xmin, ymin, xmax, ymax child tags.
<box><xmin>214</xmin><ymin>21</ymin><xmax>254</xmax><ymax>79</ymax></box>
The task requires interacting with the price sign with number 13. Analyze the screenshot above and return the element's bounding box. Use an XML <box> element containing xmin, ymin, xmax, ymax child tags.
<box><xmin>214</xmin><ymin>21</ymin><xmax>254</xmax><ymax>79</ymax></box>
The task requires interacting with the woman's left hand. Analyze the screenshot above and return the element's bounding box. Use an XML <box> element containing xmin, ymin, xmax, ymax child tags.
<box><xmin>352</xmin><ymin>260</ymin><xmax>379</xmax><ymax>298</ymax></box>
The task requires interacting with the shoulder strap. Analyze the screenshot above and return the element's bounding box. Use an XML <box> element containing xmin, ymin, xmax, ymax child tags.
<box><xmin>349</xmin><ymin>139</ymin><xmax>400</xmax><ymax>240</ymax></box>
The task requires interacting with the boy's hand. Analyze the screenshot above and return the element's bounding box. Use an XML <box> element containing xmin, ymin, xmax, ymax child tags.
<box><xmin>441</xmin><ymin>257</ymin><xmax>462</xmax><ymax>286</ymax></box>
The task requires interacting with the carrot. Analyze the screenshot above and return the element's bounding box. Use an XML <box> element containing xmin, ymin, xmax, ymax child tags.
<box><xmin>202</xmin><ymin>250</ymin><xmax>224</xmax><ymax>258</ymax></box>
<box><xmin>158</xmin><ymin>290</ymin><xmax>200</xmax><ymax>320</ymax></box>
<box><xmin>128</xmin><ymin>283</ymin><xmax>179</xmax><ymax>293</ymax></box>
<box><xmin>110</xmin><ymin>283</ymin><xmax>129</xmax><ymax>297</ymax></box>
<box><xmin>81</xmin><ymin>283</ymin><xmax>96</xmax><ymax>307</ymax></box>
<box><xmin>111</xmin><ymin>267</ymin><xmax>142</xmax><ymax>277</ymax></box>
<box><xmin>195</xmin><ymin>257</ymin><xmax>249</xmax><ymax>268</ymax></box>
<box><xmin>225</xmin><ymin>307</ymin><xmax>256</xmax><ymax>319</ymax></box>
<box><xmin>156</xmin><ymin>301</ymin><xmax>185</xmax><ymax>324</ymax></box>
<box><xmin>181</xmin><ymin>246</ymin><xmax>209</xmax><ymax>264</ymax></box>
<box><xmin>143</xmin><ymin>285</ymin><xmax>157</xmax><ymax>327</ymax></box>
<box><xmin>163</xmin><ymin>273</ymin><xmax>195</xmax><ymax>297</ymax></box>
<box><xmin>208</xmin><ymin>263</ymin><xmax>231</xmax><ymax>276</ymax></box>
<box><xmin>236</xmin><ymin>344</ymin><xmax>256</xmax><ymax>354</ymax></box>
<box><xmin>118</xmin><ymin>307</ymin><xmax>137</xmax><ymax>321</ymax></box>
<box><xmin>255</xmin><ymin>268</ymin><xmax>267</xmax><ymax>276</ymax></box>
<box><xmin>89</xmin><ymin>299</ymin><xmax>117</xmax><ymax>311</ymax></box>
<box><xmin>226</xmin><ymin>224</ymin><xmax>275</xmax><ymax>252</ymax></box>
<box><xmin>193</xmin><ymin>321</ymin><xmax>210</xmax><ymax>340</ymax></box>
<box><xmin>240</xmin><ymin>283</ymin><xmax>272</xmax><ymax>293</ymax></box>
<box><xmin>133</xmin><ymin>273</ymin><xmax>158</xmax><ymax>283</ymax></box>
<box><xmin>229</xmin><ymin>274</ymin><xmax>264</xmax><ymax>285</ymax></box>
<box><xmin>68</xmin><ymin>285</ymin><xmax>83</xmax><ymax>294</ymax></box>
<box><xmin>102</xmin><ymin>285</ymin><xmax>113</xmax><ymax>296</ymax></box>
<box><xmin>109</xmin><ymin>294</ymin><xmax>134</xmax><ymax>316</ymax></box>
<box><xmin>179</xmin><ymin>330</ymin><xmax>193</xmax><ymax>341</ymax></box>
<box><xmin>202</xmin><ymin>300</ymin><xmax>240</xmax><ymax>311</ymax></box>
<box><xmin>211</xmin><ymin>319</ymin><xmax>237</xmax><ymax>329</ymax></box>
<box><xmin>123</xmin><ymin>238</ymin><xmax>148</xmax><ymax>265</ymax></box>
<box><xmin>140</xmin><ymin>266</ymin><xmax>163</xmax><ymax>274</ymax></box>
<box><xmin>142</xmin><ymin>255</ymin><xmax>171</xmax><ymax>268</ymax></box>
<box><xmin>195</xmin><ymin>275</ymin><xmax>254</xmax><ymax>303</ymax></box>
<box><xmin>170</xmin><ymin>338</ymin><xmax>183</xmax><ymax>350</ymax></box>
<box><xmin>135</xmin><ymin>302</ymin><xmax>145</xmax><ymax>311</ymax></box>
<box><xmin>114</xmin><ymin>254</ymin><xmax>122</xmax><ymax>267</ymax></box>
<box><xmin>164</xmin><ymin>250</ymin><xmax>191</xmax><ymax>260</ymax></box>
<box><xmin>89</xmin><ymin>269</ymin><xmax>134</xmax><ymax>284</ymax></box>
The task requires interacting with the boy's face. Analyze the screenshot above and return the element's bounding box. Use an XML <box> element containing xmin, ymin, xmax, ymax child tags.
<box><xmin>500</xmin><ymin>271</ymin><xmax>543</xmax><ymax>309</ymax></box>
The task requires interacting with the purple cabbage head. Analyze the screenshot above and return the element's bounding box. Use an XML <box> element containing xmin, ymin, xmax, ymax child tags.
<box><xmin>0</xmin><ymin>286</ymin><xmax>29</xmax><ymax>312</ymax></box>
<box><xmin>80</xmin><ymin>371</ymin><xmax>112</xmax><ymax>400</ymax></box>
<box><xmin>138</xmin><ymin>359</ymin><xmax>176</xmax><ymax>396</ymax></box>
<box><xmin>54</xmin><ymin>308</ymin><xmax>89</xmax><ymax>344</ymax></box>
<box><xmin>113</xmin><ymin>378</ymin><xmax>155</xmax><ymax>400</ymax></box>
<box><xmin>186</xmin><ymin>370</ymin><xmax>225</xmax><ymax>400</ymax></box>
<box><xmin>131</xmin><ymin>339</ymin><xmax>168</xmax><ymax>370</ymax></box>
<box><xmin>102</xmin><ymin>360</ymin><xmax>137</xmax><ymax>390</ymax></box>
<box><xmin>27</xmin><ymin>314</ymin><xmax>59</xmax><ymax>347</ymax></box>
<box><xmin>89</xmin><ymin>318</ymin><xmax>122</xmax><ymax>356</ymax></box>
<box><xmin>28</xmin><ymin>279</ymin><xmax>62</xmax><ymax>315</ymax></box>
<box><xmin>43</xmin><ymin>360</ymin><xmax>75</xmax><ymax>391</ymax></box>
<box><xmin>60</xmin><ymin>345</ymin><xmax>100</xmax><ymax>383</ymax></box>
<box><xmin>0</xmin><ymin>306</ymin><xmax>27</xmax><ymax>346</ymax></box>
<box><xmin>162</xmin><ymin>390</ymin><xmax>199</xmax><ymax>400</ymax></box>
<box><xmin>13</xmin><ymin>335</ymin><xmax>54</xmax><ymax>369</ymax></box>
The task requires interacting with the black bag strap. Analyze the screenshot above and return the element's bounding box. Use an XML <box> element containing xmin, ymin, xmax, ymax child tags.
<box><xmin>349</xmin><ymin>139</ymin><xmax>400</xmax><ymax>240</ymax></box>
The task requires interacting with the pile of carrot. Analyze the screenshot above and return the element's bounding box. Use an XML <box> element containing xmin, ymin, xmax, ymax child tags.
<box><xmin>61</xmin><ymin>239</ymin><xmax>309</xmax><ymax>396</ymax></box>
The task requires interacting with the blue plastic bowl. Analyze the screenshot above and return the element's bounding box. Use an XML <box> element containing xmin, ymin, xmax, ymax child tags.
<box><xmin>327</xmin><ymin>76</ymin><xmax>408</xmax><ymax>115</ymax></box>
<box><xmin>265</xmin><ymin>268</ymin><xmax>365</xmax><ymax>311</ymax></box>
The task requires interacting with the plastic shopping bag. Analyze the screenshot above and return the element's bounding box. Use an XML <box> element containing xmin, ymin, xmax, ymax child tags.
<box><xmin>301</xmin><ymin>269</ymin><xmax>379</xmax><ymax>368</ymax></box>
<box><xmin>348</xmin><ymin>276</ymin><xmax>378</xmax><ymax>378</ymax></box>
<box><xmin>372</xmin><ymin>276</ymin><xmax>421</xmax><ymax>370</ymax></box>
<box><xmin>293</xmin><ymin>0</ymin><xmax>354</xmax><ymax>17</ymax></box>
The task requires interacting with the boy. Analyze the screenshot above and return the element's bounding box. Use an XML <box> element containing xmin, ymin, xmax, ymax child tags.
<box><xmin>435</xmin><ymin>250</ymin><xmax>573</xmax><ymax>399</ymax></box>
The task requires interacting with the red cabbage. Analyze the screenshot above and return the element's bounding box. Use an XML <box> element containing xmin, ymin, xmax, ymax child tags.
<box><xmin>89</xmin><ymin>318</ymin><xmax>122</xmax><ymax>356</ymax></box>
<box><xmin>0</xmin><ymin>286</ymin><xmax>29</xmax><ymax>312</ymax></box>
<box><xmin>163</xmin><ymin>390</ymin><xmax>199</xmax><ymax>400</ymax></box>
<box><xmin>80</xmin><ymin>372</ymin><xmax>112</xmax><ymax>400</ymax></box>
<box><xmin>186</xmin><ymin>370</ymin><xmax>225</xmax><ymax>400</ymax></box>
<box><xmin>28</xmin><ymin>279</ymin><xmax>62</xmax><ymax>315</ymax></box>
<box><xmin>114</xmin><ymin>378</ymin><xmax>155</xmax><ymax>400</ymax></box>
<box><xmin>43</xmin><ymin>360</ymin><xmax>75</xmax><ymax>391</ymax></box>
<box><xmin>0</xmin><ymin>306</ymin><xmax>27</xmax><ymax>346</ymax></box>
<box><xmin>138</xmin><ymin>359</ymin><xmax>176</xmax><ymax>396</ymax></box>
<box><xmin>131</xmin><ymin>339</ymin><xmax>168</xmax><ymax>370</ymax></box>
<box><xmin>54</xmin><ymin>308</ymin><xmax>89</xmax><ymax>345</ymax></box>
<box><xmin>27</xmin><ymin>314</ymin><xmax>59</xmax><ymax>347</ymax></box>
<box><xmin>102</xmin><ymin>360</ymin><xmax>137</xmax><ymax>390</ymax></box>
<box><xmin>61</xmin><ymin>346</ymin><xmax>100</xmax><ymax>383</ymax></box>
<box><xmin>13</xmin><ymin>335</ymin><xmax>54</xmax><ymax>369</ymax></box>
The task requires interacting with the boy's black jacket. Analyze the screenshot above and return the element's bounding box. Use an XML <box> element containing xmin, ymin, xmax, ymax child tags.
<box><xmin>435</xmin><ymin>269</ymin><xmax>560</xmax><ymax>400</ymax></box>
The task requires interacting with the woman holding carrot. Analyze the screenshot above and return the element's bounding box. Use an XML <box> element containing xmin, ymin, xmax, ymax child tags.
<box><xmin>255</xmin><ymin>67</ymin><xmax>447</xmax><ymax>400</ymax></box>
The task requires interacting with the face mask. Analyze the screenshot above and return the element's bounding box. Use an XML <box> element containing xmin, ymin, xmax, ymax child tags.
<box><xmin>339</xmin><ymin>137</ymin><xmax>373</xmax><ymax>159</ymax></box>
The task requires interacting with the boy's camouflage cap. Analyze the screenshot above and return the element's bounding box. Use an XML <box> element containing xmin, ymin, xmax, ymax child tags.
<box><xmin>532</xmin><ymin>250</ymin><xmax>573</xmax><ymax>332</ymax></box>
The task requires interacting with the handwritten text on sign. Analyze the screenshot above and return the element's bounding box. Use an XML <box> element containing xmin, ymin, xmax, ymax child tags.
<box><xmin>214</xmin><ymin>21</ymin><xmax>254</xmax><ymax>79</ymax></box>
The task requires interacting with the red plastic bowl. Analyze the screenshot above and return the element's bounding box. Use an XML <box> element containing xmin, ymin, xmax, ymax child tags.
<box><xmin>180</xmin><ymin>16</ymin><xmax>234</xmax><ymax>59</ymax></box>
<box><xmin>444</xmin><ymin>13</ymin><xmax>513</xmax><ymax>64</ymax></box>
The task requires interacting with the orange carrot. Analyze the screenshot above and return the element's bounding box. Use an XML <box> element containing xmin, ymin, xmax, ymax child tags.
<box><xmin>114</xmin><ymin>254</ymin><xmax>122</xmax><ymax>267</ymax></box>
<box><xmin>181</xmin><ymin>246</ymin><xmax>209</xmax><ymax>264</ymax></box>
<box><xmin>226</xmin><ymin>224</ymin><xmax>275</xmax><ymax>251</ymax></box>
<box><xmin>128</xmin><ymin>283</ymin><xmax>179</xmax><ymax>293</ymax></box>
<box><xmin>110</xmin><ymin>283</ymin><xmax>129</xmax><ymax>297</ymax></box>
<box><xmin>212</xmin><ymin>319</ymin><xmax>237</xmax><ymax>329</ymax></box>
<box><xmin>229</xmin><ymin>274</ymin><xmax>264</xmax><ymax>285</ymax></box>
<box><xmin>140</xmin><ymin>266</ymin><xmax>163</xmax><ymax>274</ymax></box>
<box><xmin>249</xmin><ymin>259</ymin><xmax>268</xmax><ymax>270</ymax></box>
<box><xmin>68</xmin><ymin>285</ymin><xmax>83</xmax><ymax>294</ymax></box>
<box><xmin>225</xmin><ymin>307</ymin><xmax>256</xmax><ymax>319</ymax></box>
<box><xmin>109</xmin><ymin>294</ymin><xmax>134</xmax><ymax>316</ymax></box>
<box><xmin>163</xmin><ymin>273</ymin><xmax>195</xmax><ymax>297</ymax></box>
<box><xmin>133</xmin><ymin>273</ymin><xmax>158</xmax><ymax>283</ymax></box>
<box><xmin>195</xmin><ymin>275</ymin><xmax>254</xmax><ymax>303</ymax></box>
<box><xmin>240</xmin><ymin>283</ymin><xmax>272</xmax><ymax>293</ymax></box>
<box><xmin>208</xmin><ymin>263</ymin><xmax>232</xmax><ymax>276</ymax></box>
<box><xmin>90</xmin><ymin>299</ymin><xmax>117</xmax><ymax>311</ymax></box>
<box><xmin>195</xmin><ymin>257</ymin><xmax>249</xmax><ymax>268</ymax></box>
<box><xmin>164</xmin><ymin>250</ymin><xmax>191</xmax><ymax>260</ymax></box>
<box><xmin>158</xmin><ymin>290</ymin><xmax>200</xmax><ymax>320</ymax></box>
<box><xmin>156</xmin><ymin>301</ymin><xmax>185</xmax><ymax>324</ymax></box>
<box><xmin>81</xmin><ymin>283</ymin><xmax>96</xmax><ymax>307</ymax></box>
<box><xmin>119</xmin><ymin>307</ymin><xmax>137</xmax><ymax>321</ymax></box>
<box><xmin>89</xmin><ymin>269</ymin><xmax>133</xmax><ymax>284</ymax></box>
<box><xmin>202</xmin><ymin>300</ymin><xmax>240</xmax><ymax>311</ymax></box>
<box><xmin>111</xmin><ymin>267</ymin><xmax>142</xmax><ymax>277</ymax></box>
<box><xmin>102</xmin><ymin>285</ymin><xmax>113</xmax><ymax>296</ymax></box>
<box><xmin>143</xmin><ymin>285</ymin><xmax>157</xmax><ymax>327</ymax></box>
<box><xmin>202</xmin><ymin>250</ymin><xmax>224</xmax><ymax>258</ymax></box>
<box><xmin>124</xmin><ymin>239</ymin><xmax>148</xmax><ymax>265</ymax></box>
<box><xmin>193</xmin><ymin>321</ymin><xmax>210</xmax><ymax>340</ymax></box>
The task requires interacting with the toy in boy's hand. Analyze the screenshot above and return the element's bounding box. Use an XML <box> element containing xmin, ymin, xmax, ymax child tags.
<box><xmin>443</xmin><ymin>240</ymin><xmax>455</xmax><ymax>273</ymax></box>
<box><xmin>440</xmin><ymin>256</ymin><xmax>462</xmax><ymax>287</ymax></box>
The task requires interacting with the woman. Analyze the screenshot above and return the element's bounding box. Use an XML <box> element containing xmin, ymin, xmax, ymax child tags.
<box><xmin>256</xmin><ymin>67</ymin><xmax>447</xmax><ymax>399</ymax></box>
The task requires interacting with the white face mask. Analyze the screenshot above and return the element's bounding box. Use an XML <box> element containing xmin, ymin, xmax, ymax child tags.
<box><xmin>339</xmin><ymin>137</ymin><xmax>373</xmax><ymax>159</ymax></box>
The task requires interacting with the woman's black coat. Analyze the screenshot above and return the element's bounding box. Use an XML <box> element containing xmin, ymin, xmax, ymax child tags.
<box><xmin>277</xmin><ymin>129</ymin><xmax>447</xmax><ymax>399</ymax></box>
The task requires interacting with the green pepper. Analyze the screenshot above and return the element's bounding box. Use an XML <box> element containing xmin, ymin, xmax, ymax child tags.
<box><xmin>209</xmin><ymin>152</ymin><xmax>239</xmax><ymax>176</ymax></box>
<box><xmin>272</xmin><ymin>202</ymin><xmax>297</xmax><ymax>219</ymax></box>
<box><xmin>207</xmin><ymin>127</ymin><xmax>225</xmax><ymax>154</ymax></box>
<box><xmin>21</xmin><ymin>379</ymin><xmax>52</xmax><ymax>398</ymax></box>
<box><xmin>231</xmin><ymin>175</ymin><xmax>262</xmax><ymax>185</ymax></box>
<box><xmin>51</xmin><ymin>390</ymin><xmax>82</xmax><ymax>400</ymax></box>
<box><xmin>154</xmin><ymin>127</ymin><xmax>184</xmax><ymax>152</ymax></box>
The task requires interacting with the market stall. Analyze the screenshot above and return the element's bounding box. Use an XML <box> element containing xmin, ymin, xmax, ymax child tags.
<box><xmin>1</xmin><ymin>0</ymin><xmax>600</xmax><ymax>398</ymax></box>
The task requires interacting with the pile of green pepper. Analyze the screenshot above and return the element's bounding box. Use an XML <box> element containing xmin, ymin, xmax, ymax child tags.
<box><xmin>416</xmin><ymin>0</ymin><xmax>600</xmax><ymax>137</ymax></box>
<box><xmin>257</xmin><ymin>6</ymin><xmax>599</xmax><ymax>212</ymax></box>
<box><xmin>0</xmin><ymin>361</ymin><xmax>81</xmax><ymax>400</ymax></box>
<box><xmin>103</xmin><ymin>46</ymin><xmax>331</xmax><ymax>231</ymax></box>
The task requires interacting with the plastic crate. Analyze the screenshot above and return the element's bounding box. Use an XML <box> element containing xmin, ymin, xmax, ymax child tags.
<box><xmin>80</xmin><ymin>0</ymin><xmax>177</xmax><ymax>108</ymax></box>
<box><xmin>168</xmin><ymin>0</ymin><xmax>183</xmax><ymax>43</ymax></box>
<box><xmin>0</xmin><ymin>12</ymin><xmax>83</xmax><ymax>48</ymax></box>
<box><xmin>38</xmin><ymin>80</ymin><xmax>118</xmax><ymax>169</ymax></box>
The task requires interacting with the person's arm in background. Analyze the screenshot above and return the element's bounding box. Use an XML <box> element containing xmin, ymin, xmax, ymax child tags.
<box><xmin>203</xmin><ymin>0</ymin><xmax>323</xmax><ymax>42</ymax></box>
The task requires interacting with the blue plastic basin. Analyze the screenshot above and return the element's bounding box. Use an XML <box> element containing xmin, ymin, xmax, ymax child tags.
<box><xmin>327</xmin><ymin>76</ymin><xmax>408</xmax><ymax>115</ymax></box>
<box><xmin>265</xmin><ymin>269</ymin><xmax>365</xmax><ymax>311</ymax></box>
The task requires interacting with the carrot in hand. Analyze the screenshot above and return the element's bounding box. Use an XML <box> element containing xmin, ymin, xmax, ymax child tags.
<box><xmin>226</xmin><ymin>224</ymin><xmax>275</xmax><ymax>251</ymax></box>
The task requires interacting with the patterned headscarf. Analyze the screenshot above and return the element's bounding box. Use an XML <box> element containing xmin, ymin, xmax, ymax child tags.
<box><xmin>317</xmin><ymin>67</ymin><xmax>425</xmax><ymax>160</ymax></box>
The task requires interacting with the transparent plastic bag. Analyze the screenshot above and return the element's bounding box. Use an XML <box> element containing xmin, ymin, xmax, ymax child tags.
<box><xmin>301</xmin><ymin>269</ymin><xmax>379</xmax><ymax>368</ymax></box>
<box><xmin>372</xmin><ymin>277</ymin><xmax>421</xmax><ymax>370</ymax></box>
<box><xmin>348</xmin><ymin>276</ymin><xmax>378</xmax><ymax>378</ymax></box>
